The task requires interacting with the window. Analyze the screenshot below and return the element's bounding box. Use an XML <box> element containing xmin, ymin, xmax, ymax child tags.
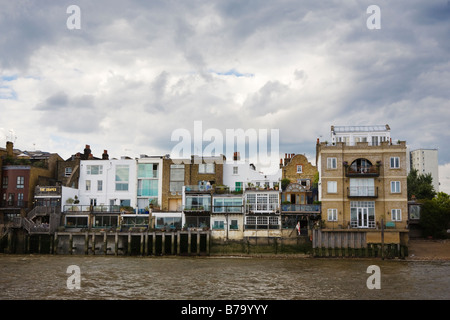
<box><xmin>391</xmin><ymin>209</ymin><xmax>402</xmax><ymax>221</ymax></box>
<box><xmin>86</xmin><ymin>180</ymin><xmax>91</xmax><ymax>191</ymax></box>
<box><xmin>138</xmin><ymin>163</ymin><xmax>158</xmax><ymax>178</ymax></box>
<box><xmin>233</xmin><ymin>166</ymin><xmax>238</xmax><ymax>174</ymax></box>
<box><xmin>65</xmin><ymin>167</ymin><xmax>73</xmax><ymax>177</ymax></box>
<box><xmin>235</xmin><ymin>182</ymin><xmax>242</xmax><ymax>192</ymax></box>
<box><xmin>170</xmin><ymin>164</ymin><xmax>184</xmax><ymax>193</ymax></box>
<box><xmin>213</xmin><ymin>197</ymin><xmax>243</xmax><ymax>213</ymax></box>
<box><xmin>138</xmin><ymin>179</ymin><xmax>158</xmax><ymax>197</ymax></box>
<box><xmin>390</xmin><ymin>157</ymin><xmax>400</xmax><ymax>169</ymax></box>
<box><xmin>327</xmin><ymin>181</ymin><xmax>337</xmax><ymax>193</ymax></box>
<box><xmin>230</xmin><ymin>219</ymin><xmax>238</xmax><ymax>230</ymax></box>
<box><xmin>297</xmin><ymin>165</ymin><xmax>303</xmax><ymax>173</ymax></box>
<box><xmin>327</xmin><ymin>208</ymin><xmax>338</xmax><ymax>221</ymax></box>
<box><xmin>16</xmin><ymin>176</ymin><xmax>24</xmax><ymax>189</ymax></box>
<box><xmin>327</xmin><ymin>157</ymin><xmax>337</xmax><ymax>169</ymax></box>
<box><xmin>2</xmin><ymin>176</ymin><xmax>7</xmax><ymax>188</ymax></box>
<box><xmin>97</xmin><ymin>180</ymin><xmax>103</xmax><ymax>191</ymax></box>
<box><xmin>90</xmin><ymin>198</ymin><xmax>97</xmax><ymax>206</ymax></box>
<box><xmin>199</xmin><ymin>163</ymin><xmax>215</xmax><ymax>174</ymax></box>
<box><xmin>213</xmin><ymin>220</ymin><xmax>224</xmax><ymax>229</ymax></box>
<box><xmin>17</xmin><ymin>193</ymin><xmax>24</xmax><ymax>206</ymax></box>
<box><xmin>115</xmin><ymin>165</ymin><xmax>129</xmax><ymax>191</ymax></box>
<box><xmin>87</xmin><ymin>165</ymin><xmax>103</xmax><ymax>175</ymax></box>
<box><xmin>391</xmin><ymin>181</ymin><xmax>401</xmax><ymax>193</ymax></box>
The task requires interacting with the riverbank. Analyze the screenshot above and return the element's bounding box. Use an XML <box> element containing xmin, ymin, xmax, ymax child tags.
<box><xmin>407</xmin><ymin>239</ymin><xmax>450</xmax><ymax>261</ymax></box>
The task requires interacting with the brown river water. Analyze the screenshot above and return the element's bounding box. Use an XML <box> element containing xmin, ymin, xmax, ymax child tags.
<box><xmin>0</xmin><ymin>254</ymin><xmax>449</xmax><ymax>300</ymax></box>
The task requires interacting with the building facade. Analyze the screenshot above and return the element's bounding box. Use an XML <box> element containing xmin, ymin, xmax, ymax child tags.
<box><xmin>410</xmin><ymin>148</ymin><xmax>439</xmax><ymax>193</ymax></box>
<box><xmin>316</xmin><ymin>125</ymin><xmax>409</xmax><ymax>246</ymax></box>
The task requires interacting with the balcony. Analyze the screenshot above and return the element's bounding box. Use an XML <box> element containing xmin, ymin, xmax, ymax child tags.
<box><xmin>184</xmin><ymin>185</ymin><xmax>213</xmax><ymax>193</ymax></box>
<box><xmin>281</xmin><ymin>204</ymin><xmax>321</xmax><ymax>213</ymax></box>
<box><xmin>345</xmin><ymin>165</ymin><xmax>380</xmax><ymax>177</ymax></box>
<box><xmin>182</xmin><ymin>204</ymin><xmax>211</xmax><ymax>212</ymax></box>
<box><xmin>347</xmin><ymin>187</ymin><xmax>378</xmax><ymax>198</ymax></box>
<box><xmin>63</xmin><ymin>205</ymin><xmax>123</xmax><ymax>213</ymax></box>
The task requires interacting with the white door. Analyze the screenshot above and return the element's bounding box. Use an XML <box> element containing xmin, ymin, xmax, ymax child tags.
<box><xmin>358</xmin><ymin>207</ymin><xmax>369</xmax><ymax>228</ymax></box>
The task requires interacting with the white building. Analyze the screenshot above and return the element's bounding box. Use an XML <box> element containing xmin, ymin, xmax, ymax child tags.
<box><xmin>223</xmin><ymin>155</ymin><xmax>281</xmax><ymax>191</ymax></box>
<box><xmin>78</xmin><ymin>158</ymin><xmax>137</xmax><ymax>209</ymax></box>
<box><xmin>330</xmin><ymin>124</ymin><xmax>391</xmax><ymax>146</ymax></box>
<box><xmin>137</xmin><ymin>155</ymin><xmax>163</xmax><ymax>213</ymax></box>
<box><xmin>410</xmin><ymin>149</ymin><xmax>439</xmax><ymax>192</ymax></box>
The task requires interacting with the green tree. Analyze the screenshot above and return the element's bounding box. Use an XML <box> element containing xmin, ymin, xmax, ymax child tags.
<box><xmin>407</xmin><ymin>168</ymin><xmax>436</xmax><ymax>200</ymax></box>
<box><xmin>420</xmin><ymin>192</ymin><xmax>450</xmax><ymax>239</ymax></box>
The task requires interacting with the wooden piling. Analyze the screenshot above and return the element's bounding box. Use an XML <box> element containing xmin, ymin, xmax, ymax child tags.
<box><xmin>127</xmin><ymin>233</ymin><xmax>132</xmax><ymax>255</ymax></box>
<box><xmin>91</xmin><ymin>233</ymin><xmax>96</xmax><ymax>255</ymax></box>
<box><xmin>115</xmin><ymin>232</ymin><xmax>119</xmax><ymax>256</ymax></box>
<box><xmin>177</xmin><ymin>231</ymin><xmax>181</xmax><ymax>255</ymax></box>
<box><xmin>171</xmin><ymin>233</ymin><xmax>175</xmax><ymax>255</ymax></box>
<box><xmin>145</xmin><ymin>232</ymin><xmax>149</xmax><ymax>256</ymax></box>
<box><xmin>197</xmin><ymin>231</ymin><xmax>200</xmax><ymax>255</ymax></box>
<box><xmin>140</xmin><ymin>233</ymin><xmax>144</xmax><ymax>256</ymax></box>
<box><xmin>162</xmin><ymin>232</ymin><xmax>165</xmax><ymax>255</ymax></box>
<box><xmin>69</xmin><ymin>233</ymin><xmax>73</xmax><ymax>255</ymax></box>
<box><xmin>206</xmin><ymin>232</ymin><xmax>210</xmax><ymax>255</ymax></box>
<box><xmin>103</xmin><ymin>233</ymin><xmax>107</xmax><ymax>255</ymax></box>
<box><xmin>54</xmin><ymin>232</ymin><xmax>58</xmax><ymax>255</ymax></box>
<box><xmin>84</xmin><ymin>232</ymin><xmax>89</xmax><ymax>255</ymax></box>
<box><xmin>188</xmin><ymin>230</ymin><xmax>191</xmax><ymax>255</ymax></box>
<box><xmin>152</xmin><ymin>232</ymin><xmax>156</xmax><ymax>255</ymax></box>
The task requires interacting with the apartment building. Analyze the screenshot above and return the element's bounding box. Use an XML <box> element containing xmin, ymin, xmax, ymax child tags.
<box><xmin>410</xmin><ymin>148</ymin><xmax>439</xmax><ymax>193</ymax></box>
<box><xmin>316</xmin><ymin>125</ymin><xmax>409</xmax><ymax>246</ymax></box>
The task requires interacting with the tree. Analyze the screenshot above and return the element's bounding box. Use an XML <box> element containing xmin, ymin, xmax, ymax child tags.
<box><xmin>407</xmin><ymin>168</ymin><xmax>436</xmax><ymax>200</ymax></box>
<box><xmin>420</xmin><ymin>192</ymin><xmax>450</xmax><ymax>239</ymax></box>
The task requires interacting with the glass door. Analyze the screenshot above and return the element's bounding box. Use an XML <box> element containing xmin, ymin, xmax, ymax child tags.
<box><xmin>358</xmin><ymin>207</ymin><xmax>369</xmax><ymax>228</ymax></box>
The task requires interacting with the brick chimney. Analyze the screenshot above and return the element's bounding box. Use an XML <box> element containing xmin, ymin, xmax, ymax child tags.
<box><xmin>6</xmin><ymin>141</ymin><xmax>14</xmax><ymax>157</ymax></box>
<box><xmin>102</xmin><ymin>150</ymin><xmax>109</xmax><ymax>160</ymax></box>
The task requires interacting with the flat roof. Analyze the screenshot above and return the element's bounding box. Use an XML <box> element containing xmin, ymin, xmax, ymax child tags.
<box><xmin>332</xmin><ymin>125</ymin><xmax>389</xmax><ymax>133</ymax></box>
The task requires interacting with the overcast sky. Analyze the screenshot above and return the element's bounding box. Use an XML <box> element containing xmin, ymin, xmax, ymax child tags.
<box><xmin>1</xmin><ymin>1</ymin><xmax>449</xmax><ymax>192</ymax></box>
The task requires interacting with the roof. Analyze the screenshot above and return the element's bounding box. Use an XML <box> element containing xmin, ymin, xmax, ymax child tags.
<box><xmin>332</xmin><ymin>125</ymin><xmax>390</xmax><ymax>133</ymax></box>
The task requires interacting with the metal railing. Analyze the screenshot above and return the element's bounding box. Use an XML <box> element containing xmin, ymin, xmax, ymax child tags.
<box><xmin>345</xmin><ymin>165</ymin><xmax>380</xmax><ymax>177</ymax></box>
<box><xmin>63</xmin><ymin>205</ymin><xmax>124</xmax><ymax>213</ymax></box>
<box><xmin>280</xmin><ymin>204</ymin><xmax>321</xmax><ymax>213</ymax></box>
<box><xmin>347</xmin><ymin>187</ymin><xmax>378</xmax><ymax>198</ymax></box>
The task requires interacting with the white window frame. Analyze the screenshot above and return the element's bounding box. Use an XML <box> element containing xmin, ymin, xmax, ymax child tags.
<box><xmin>391</xmin><ymin>209</ymin><xmax>402</xmax><ymax>221</ymax></box>
<box><xmin>327</xmin><ymin>181</ymin><xmax>337</xmax><ymax>193</ymax></box>
<box><xmin>233</xmin><ymin>166</ymin><xmax>238</xmax><ymax>175</ymax></box>
<box><xmin>87</xmin><ymin>165</ymin><xmax>103</xmax><ymax>175</ymax></box>
<box><xmin>327</xmin><ymin>208</ymin><xmax>338</xmax><ymax>221</ymax></box>
<box><xmin>86</xmin><ymin>180</ymin><xmax>91</xmax><ymax>191</ymax></box>
<box><xmin>97</xmin><ymin>180</ymin><xmax>103</xmax><ymax>192</ymax></box>
<box><xmin>390</xmin><ymin>181</ymin><xmax>401</xmax><ymax>193</ymax></box>
<box><xmin>327</xmin><ymin>157</ymin><xmax>337</xmax><ymax>169</ymax></box>
<box><xmin>390</xmin><ymin>157</ymin><xmax>400</xmax><ymax>169</ymax></box>
<box><xmin>199</xmin><ymin>163</ymin><xmax>215</xmax><ymax>174</ymax></box>
<box><xmin>65</xmin><ymin>167</ymin><xmax>73</xmax><ymax>177</ymax></box>
<box><xmin>297</xmin><ymin>165</ymin><xmax>303</xmax><ymax>173</ymax></box>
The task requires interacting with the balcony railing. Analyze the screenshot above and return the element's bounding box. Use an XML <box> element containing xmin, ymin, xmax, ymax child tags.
<box><xmin>281</xmin><ymin>204</ymin><xmax>321</xmax><ymax>213</ymax></box>
<box><xmin>245</xmin><ymin>204</ymin><xmax>280</xmax><ymax>214</ymax></box>
<box><xmin>347</xmin><ymin>187</ymin><xmax>378</xmax><ymax>198</ymax></box>
<box><xmin>63</xmin><ymin>205</ymin><xmax>124</xmax><ymax>213</ymax></box>
<box><xmin>345</xmin><ymin>165</ymin><xmax>380</xmax><ymax>177</ymax></box>
<box><xmin>212</xmin><ymin>205</ymin><xmax>244</xmax><ymax>214</ymax></box>
<box><xmin>182</xmin><ymin>204</ymin><xmax>211</xmax><ymax>212</ymax></box>
<box><xmin>185</xmin><ymin>185</ymin><xmax>213</xmax><ymax>192</ymax></box>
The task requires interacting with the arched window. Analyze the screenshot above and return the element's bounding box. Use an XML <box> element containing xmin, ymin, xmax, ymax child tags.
<box><xmin>350</xmin><ymin>158</ymin><xmax>372</xmax><ymax>173</ymax></box>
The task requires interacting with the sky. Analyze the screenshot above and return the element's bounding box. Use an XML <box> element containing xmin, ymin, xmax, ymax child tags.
<box><xmin>0</xmin><ymin>0</ymin><xmax>449</xmax><ymax>192</ymax></box>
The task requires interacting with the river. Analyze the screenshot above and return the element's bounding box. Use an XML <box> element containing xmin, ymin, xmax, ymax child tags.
<box><xmin>0</xmin><ymin>255</ymin><xmax>449</xmax><ymax>300</ymax></box>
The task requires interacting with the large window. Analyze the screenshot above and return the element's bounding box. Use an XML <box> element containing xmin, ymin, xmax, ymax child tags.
<box><xmin>246</xmin><ymin>193</ymin><xmax>279</xmax><ymax>213</ymax></box>
<box><xmin>115</xmin><ymin>165</ymin><xmax>129</xmax><ymax>191</ymax></box>
<box><xmin>350</xmin><ymin>201</ymin><xmax>375</xmax><ymax>228</ymax></box>
<box><xmin>245</xmin><ymin>216</ymin><xmax>279</xmax><ymax>229</ymax></box>
<box><xmin>170</xmin><ymin>164</ymin><xmax>184</xmax><ymax>193</ymax></box>
<box><xmin>87</xmin><ymin>165</ymin><xmax>103</xmax><ymax>175</ymax></box>
<box><xmin>138</xmin><ymin>179</ymin><xmax>158</xmax><ymax>197</ymax></box>
<box><xmin>213</xmin><ymin>197</ymin><xmax>243</xmax><ymax>213</ymax></box>
<box><xmin>185</xmin><ymin>195</ymin><xmax>211</xmax><ymax>211</ymax></box>
<box><xmin>391</xmin><ymin>209</ymin><xmax>402</xmax><ymax>221</ymax></box>
<box><xmin>138</xmin><ymin>163</ymin><xmax>158</xmax><ymax>178</ymax></box>
<box><xmin>93</xmin><ymin>215</ymin><xmax>118</xmax><ymax>228</ymax></box>
<box><xmin>156</xmin><ymin>216</ymin><xmax>182</xmax><ymax>229</ymax></box>
<box><xmin>349</xmin><ymin>178</ymin><xmax>375</xmax><ymax>196</ymax></box>
<box><xmin>327</xmin><ymin>208</ymin><xmax>338</xmax><ymax>221</ymax></box>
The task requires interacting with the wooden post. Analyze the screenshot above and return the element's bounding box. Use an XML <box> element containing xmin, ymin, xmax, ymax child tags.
<box><xmin>206</xmin><ymin>231</ymin><xmax>210</xmax><ymax>255</ymax></box>
<box><xmin>69</xmin><ymin>233</ymin><xmax>73</xmax><ymax>255</ymax></box>
<box><xmin>188</xmin><ymin>230</ymin><xmax>192</xmax><ymax>255</ymax></box>
<box><xmin>84</xmin><ymin>232</ymin><xmax>89</xmax><ymax>255</ymax></box>
<box><xmin>177</xmin><ymin>231</ymin><xmax>181</xmax><ymax>255</ymax></box>
<box><xmin>171</xmin><ymin>232</ymin><xmax>175</xmax><ymax>255</ymax></box>
<box><xmin>54</xmin><ymin>232</ymin><xmax>58</xmax><ymax>255</ymax></box>
<box><xmin>162</xmin><ymin>232</ymin><xmax>166</xmax><ymax>255</ymax></box>
<box><xmin>103</xmin><ymin>233</ymin><xmax>107</xmax><ymax>255</ymax></box>
<box><xmin>140</xmin><ymin>233</ymin><xmax>144</xmax><ymax>256</ymax></box>
<box><xmin>91</xmin><ymin>233</ymin><xmax>96</xmax><ymax>255</ymax></box>
<box><xmin>152</xmin><ymin>232</ymin><xmax>156</xmax><ymax>255</ymax></box>
<box><xmin>128</xmin><ymin>233</ymin><xmax>132</xmax><ymax>255</ymax></box>
<box><xmin>197</xmin><ymin>231</ymin><xmax>200</xmax><ymax>255</ymax></box>
<box><xmin>115</xmin><ymin>232</ymin><xmax>119</xmax><ymax>256</ymax></box>
<box><xmin>145</xmin><ymin>232</ymin><xmax>149</xmax><ymax>256</ymax></box>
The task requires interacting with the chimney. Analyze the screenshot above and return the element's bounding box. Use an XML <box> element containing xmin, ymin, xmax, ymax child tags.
<box><xmin>88</xmin><ymin>153</ymin><xmax>94</xmax><ymax>160</ymax></box>
<box><xmin>102</xmin><ymin>150</ymin><xmax>109</xmax><ymax>160</ymax></box>
<box><xmin>83</xmin><ymin>144</ymin><xmax>91</xmax><ymax>159</ymax></box>
<box><xmin>233</xmin><ymin>152</ymin><xmax>240</xmax><ymax>161</ymax></box>
<box><xmin>317</xmin><ymin>138</ymin><xmax>320</xmax><ymax>145</ymax></box>
<box><xmin>6</xmin><ymin>141</ymin><xmax>13</xmax><ymax>157</ymax></box>
<box><xmin>280</xmin><ymin>158</ymin><xmax>283</xmax><ymax>169</ymax></box>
